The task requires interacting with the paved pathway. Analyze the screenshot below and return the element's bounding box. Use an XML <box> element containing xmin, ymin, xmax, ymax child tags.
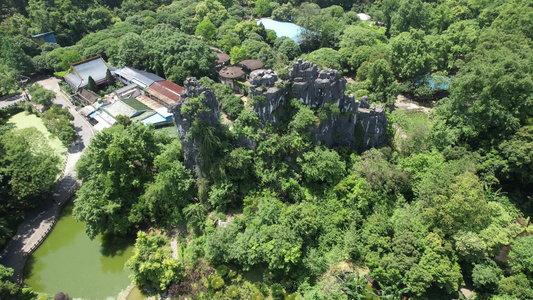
<box><xmin>170</xmin><ymin>222</ymin><xmax>187</xmax><ymax>260</ymax></box>
<box><xmin>0</xmin><ymin>78</ymin><xmax>95</xmax><ymax>283</ymax></box>
<box><xmin>0</xmin><ymin>93</ymin><xmax>26</xmax><ymax>110</ymax></box>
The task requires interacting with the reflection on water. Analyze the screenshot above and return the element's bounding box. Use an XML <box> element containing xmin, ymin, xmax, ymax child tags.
<box><xmin>127</xmin><ymin>286</ymin><xmax>147</xmax><ymax>300</ymax></box>
<box><xmin>23</xmin><ymin>203</ymin><xmax>135</xmax><ymax>299</ymax></box>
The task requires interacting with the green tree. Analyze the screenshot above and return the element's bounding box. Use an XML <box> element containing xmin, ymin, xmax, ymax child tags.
<box><xmin>114</xmin><ymin>115</ymin><xmax>132</xmax><ymax>127</ymax></box>
<box><xmin>59</xmin><ymin>50</ymin><xmax>82</xmax><ymax>71</ymax></box>
<box><xmin>0</xmin><ymin>32</ymin><xmax>33</xmax><ymax>75</ymax></box>
<box><xmin>389</xmin><ymin>0</ymin><xmax>433</xmax><ymax>36</ymax></box>
<box><xmin>498</xmin><ymin>125</ymin><xmax>533</xmax><ymax>185</ymax></box>
<box><xmin>339</xmin><ymin>25</ymin><xmax>386</xmax><ymax>50</ymax></box>
<box><xmin>405</xmin><ymin>233</ymin><xmax>462</xmax><ymax>297</ymax></box>
<box><xmin>0</xmin><ymin>64</ymin><xmax>19</xmax><ymax>96</ymax></box>
<box><xmin>195</xmin><ymin>18</ymin><xmax>217</xmax><ymax>41</ymax></box>
<box><xmin>508</xmin><ymin>235</ymin><xmax>533</xmax><ymax>277</ymax></box>
<box><xmin>272</xmin><ymin>3</ymin><xmax>294</xmax><ymax>22</ymax></box>
<box><xmin>301</xmin><ymin>48</ymin><xmax>344</xmax><ymax>73</ymax></box>
<box><xmin>219</xmin><ymin>33</ymin><xmax>241</xmax><ymax>54</ymax></box>
<box><xmin>367</xmin><ymin>59</ymin><xmax>397</xmax><ymax>105</ymax></box>
<box><xmin>0</xmin><ymin>128</ymin><xmax>61</xmax><ymax>209</ymax></box>
<box><xmin>117</xmin><ymin>32</ymin><xmax>147</xmax><ymax>69</ymax></box>
<box><xmin>277</xmin><ymin>38</ymin><xmax>301</xmax><ymax>60</ymax></box>
<box><xmin>28</xmin><ymin>84</ymin><xmax>55</xmax><ymax>107</ymax></box>
<box><xmin>140</xmin><ymin>141</ymin><xmax>195</xmax><ymax>228</ymax></box>
<box><xmin>87</xmin><ymin>76</ymin><xmax>98</xmax><ymax>93</ymax></box>
<box><xmin>73</xmin><ymin>124</ymin><xmax>167</xmax><ymax>238</ymax></box>
<box><xmin>194</xmin><ymin>0</ymin><xmax>228</xmax><ymax>27</ymax></box>
<box><xmin>254</xmin><ymin>0</ymin><xmax>272</xmax><ymax>17</ymax></box>
<box><xmin>432</xmin><ymin>35</ymin><xmax>533</xmax><ymax>150</ymax></box>
<box><xmin>127</xmin><ymin>231</ymin><xmax>182</xmax><ymax>291</ymax></box>
<box><xmin>423</xmin><ymin>172</ymin><xmax>490</xmax><ymax>236</ymax></box>
<box><xmin>105</xmin><ymin>68</ymin><xmax>115</xmax><ymax>87</ymax></box>
<box><xmin>390</xmin><ymin>29</ymin><xmax>434</xmax><ymax>80</ymax></box>
<box><xmin>454</xmin><ymin>231</ymin><xmax>487</xmax><ymax>264</ymax></box>
<box><xmin>0</xmin><ymin>264</ymin><xmax>35</xmax><ymax>299</ymax></box>
<box><xmin>42</xmin><ymin>105</ymin><xmax>77</xmax><ymax>145</ymax></box>
<box><xmin>472</xmin><ymin>263</ymin><xmax>502</xmax><ymax>294</ymax></box>
<box><xmin>297</xmin><ymin>146</ymin><xmax>346</xmax><ymax>185</ymax></box>
<box><xmin>221</xmin><ymin>95</ymin><xmax>244</xmax><ymax>119</ymax></box>
<box><xmin>230</xmin><ymin>45</ymin><xmax>248</xmax><ymax>63</ymax></box>
<box><xmin>289</xmin><ymin>105</ymin><xmax>315</xmax><ymax>133</ymax></box>
<box><xmin>142</xmin><ymin>25</ymin><xmax>216</xmax><ymax>79</ymax></box>
<box><xmin>498</xmin><ymin>274</ymin><xmax>533</xmax><ymax>299</ymax></box>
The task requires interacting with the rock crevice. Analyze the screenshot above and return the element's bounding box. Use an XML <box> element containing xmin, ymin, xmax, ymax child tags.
<box><xmin>171</xmin><ymin>78</ymin><xmax>220</xmax><ymax>171</ymax></box>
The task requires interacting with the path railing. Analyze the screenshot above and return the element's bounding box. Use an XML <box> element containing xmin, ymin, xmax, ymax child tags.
<box><xmin>0</xmin><ymin>94</ymin><xmax>26</xmax><ymax>111</ymax></box>
<box><xmin>13</xmin><ymin>180</ymin><xmax>80</xmax><ymax>284</ymax></box>
<box><xmin>59</xmin><ymin>152</ymin><xmax>70</xmax><ymax>179</ymax></box>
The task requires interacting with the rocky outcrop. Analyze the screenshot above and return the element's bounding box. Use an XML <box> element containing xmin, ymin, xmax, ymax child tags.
<box><xmin>170</xmin><ymin>78</ymin><xmax>220</xmax><ymax>171</ymax></box>
<box><xmin>249</xmin><ymin>59</ymin><xmax>387</xmax><ymax>151</ymax></box>
<box><xmin>357</xmin><ymin>103</ymin><xmax>387</xmax><ymax>149</ymax></box>
<box><xmin>290</xmin><ymin>60</ymin><xmax>348</xmax><ymax>109</ymax></box>
<box><xmin>173</xmin><ymin>62</ymin><xmax>388</xmax><ymax>173</ymax></box>
<box><xmin>249</xmin><ymin>69</ymin><xmax>287</xmax><ymax>125</ymax></box>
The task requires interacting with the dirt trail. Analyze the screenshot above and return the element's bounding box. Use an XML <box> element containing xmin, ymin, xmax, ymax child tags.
<box><xmin>394</xmin><ymin>94</ymin><xmax>434</xmax><ymax>113</ymax></box>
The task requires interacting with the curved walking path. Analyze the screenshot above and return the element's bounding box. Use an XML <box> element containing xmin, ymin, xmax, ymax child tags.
<box><xmin>0</xmin><ymin>78</ymin><xmax>95</xmax><ymax>284</ymax></box>
<box><xmin>0</xmin><ymin>93</ymin><xmax>27</xmax><ymax>110</ymax></box>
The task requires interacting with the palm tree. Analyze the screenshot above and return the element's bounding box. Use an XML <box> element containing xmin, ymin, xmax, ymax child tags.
<box><xmin>375</xmin><ymin>281</ymin><xmax>409</xmax><ymax>300</ymax></box>
<box><xmin>339</xmin><ymin>271</ymin><xmax>371</xmax><ymax>300</ymax></box>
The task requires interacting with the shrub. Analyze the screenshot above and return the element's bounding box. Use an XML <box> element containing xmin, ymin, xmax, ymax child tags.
<box><xmin>286</xmin><ymin>293</ymin><xmax>300</xmax><ymax>300</ymax></box>
<box><xmin>226</xmin><ymin>285</ymin><xmax>239</xmax><ymax>298</ymax></box>
<box><xmin>271</xmin><ymin>283</ymin><xmax>284</xmax><ymax>300</ymax></box>
<box><xmin>276</xmin><ymin>68</ymin><xmax>289</xmax><ymax>80</ymax></box>
<box><xmin>211</xmin><ymin>276</ymin><xmax>225</xmax><ymax>290</ymax></box>
<box><xmin>252</xmin><ymin>291</ymin><xmax>264</xmax><ymax>300</ymax></box>
<box><xmin>227</xmin><ymin>269</ymin><xmax>237</xmax><ymax>278</ymax></box>
<box><xmin>216</xmin><ymin>264</ymin><xmax>229</xmax><ymax>277</ymax></box>
<box><xmin>221</xmin><ymin>95</ymin><xmax>244</xmax><ymax>119</ymax></box>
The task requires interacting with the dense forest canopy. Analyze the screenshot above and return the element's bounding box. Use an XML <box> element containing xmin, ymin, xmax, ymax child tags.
<box><xmin>1</xmin><ymin>0</ymin><xmax>533</xmax><ymax>299</ymax></box>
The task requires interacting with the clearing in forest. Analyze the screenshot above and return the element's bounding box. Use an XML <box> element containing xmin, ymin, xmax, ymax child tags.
<box><xmin>8</xmin><ymin>111</ymin><xmax>68</xmax><ymax>160</ymax></box>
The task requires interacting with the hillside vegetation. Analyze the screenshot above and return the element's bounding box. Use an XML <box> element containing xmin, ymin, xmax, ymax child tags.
<box><xmin>1</xmin><ymin>0</ymin><xmax>533</xmax><ymax>299</ymax></box>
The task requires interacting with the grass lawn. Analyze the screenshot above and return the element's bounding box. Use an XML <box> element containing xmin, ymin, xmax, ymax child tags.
<box><xmin>8</xmin><ymin>111</ymin><xmax>67</xmax><ymax>161</ymax></box>
<box><xmin>156</xmin><ymin>124</ymin><xmax>179</xmax><ymax>138</ymax></box>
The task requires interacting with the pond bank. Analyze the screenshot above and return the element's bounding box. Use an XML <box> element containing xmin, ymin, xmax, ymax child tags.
<box><xmin>24</xmin><ymin>203</ymin><xmax>135</xmax><ymax>299</ymax></box>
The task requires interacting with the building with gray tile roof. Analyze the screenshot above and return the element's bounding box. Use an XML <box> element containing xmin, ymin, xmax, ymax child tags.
<box><xmin>115</xmin><ymin>67</ymin><xmax>165</xmax><ymax>89</ymax></box>
<box><xmin>63</xmin><ymin>56</ymin><xmax>113</xmax><ymax>90</ymax></box>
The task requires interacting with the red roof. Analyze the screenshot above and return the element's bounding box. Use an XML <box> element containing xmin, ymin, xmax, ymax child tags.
<box><xmin>146</xmin><ymin>80</ymin><xmax>184</xmax><ymax>105</ymax></box>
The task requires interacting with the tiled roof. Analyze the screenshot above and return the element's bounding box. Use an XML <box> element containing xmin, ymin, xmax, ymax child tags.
<box><xmin>114</xmin><ymin>83</ymin><xmax>138</xmax><ymax>95</ymax></box>
<box><xmin>115</xmin><ymin>67</ymin><xmax>165</xmax><ymax>89</ymax></box>
<box><xmin>238</xmin><ymin>60</ymin><xmax>264</xmax><ymax>71</ymax></box>
<box><xmin>131</xmin><ymin>110</ymin><xmax>156</xmax><ymax>123</ymax></box>
<box><xmin>142</xmin><ymin>113</ymin><xmax>169</xmax><ymax>125</ymax></box>
<box><xmin>217</xmin><ymin>53</ymin><xmax>230</xmax><ymax>64</ymax></box>
<box><xmin>32</xmin><ymin>31</ymin><xmax>55</xmax><ymax>38</ymax></box>
<box><xmin>104</xmin><ymin>100</ymin><xmax>138</xmax><ymax>118</ymax></box>
<box><xmin>145</xmin><ymin>81</ymin><xmax>184</xmax><ymax>105</ymax></box>
<box><xmin>141</xmin><ymin>108</ymin><xmax>174</xmax><ymax>125</ymax></box>
<box><xmin>219</xmin><ymin>66</ymin><xmax>246</xmax><ymax>79</ymax></box>
<box><xmin>78</xmin><ymin>88</ymin><xmax>99</xmax><ymax>104</ymax></box>
<box><xmin>63</xmin><ymin>56</ymin><xmax>111</xmax><ymax>88</ymax></box>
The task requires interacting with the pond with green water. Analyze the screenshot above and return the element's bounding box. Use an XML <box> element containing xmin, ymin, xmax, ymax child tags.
<box><xmin>24</xmin><ymin>203</ymin><xmax>136</xmax><ymax>299</ymax></box>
